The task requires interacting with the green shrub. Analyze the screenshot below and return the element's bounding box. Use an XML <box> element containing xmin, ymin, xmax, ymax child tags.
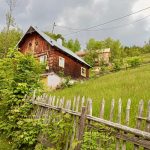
<box><xmin>127</xmin><ymin>56</ymin><xmax>142</xmax><ymax>68</ymax></box>
<box><xmin>112</xmin><ymin>59</ymin><xmax>122</xmax><ymax>71</ymax></box>
<box><xmin>0</xmin><ymin>48</ymin><xmax>44</xmax><ymax>149</ymax></box>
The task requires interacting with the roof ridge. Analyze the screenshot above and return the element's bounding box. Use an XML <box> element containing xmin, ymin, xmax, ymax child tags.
<box><xmin>17</xmin><ymin>25</ymin><xmax>91</xmax><ymax>68</ymax></box>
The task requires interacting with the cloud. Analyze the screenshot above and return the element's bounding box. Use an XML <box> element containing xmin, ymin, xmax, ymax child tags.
<box><xmin>0</xmin><ymin>0</ymin><xmax>150</xmax><ymax>47</ymax></box>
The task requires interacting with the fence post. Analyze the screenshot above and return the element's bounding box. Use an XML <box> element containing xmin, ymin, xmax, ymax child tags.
<box><xmin>122</xmin><ymin>99</ymin><xmax>131</xmax><ymax>150</ymax></box>
<box><xmin>144</xmin><ymin>100</ymin><xmax>150</xmax><ymax>150</ymax></box>
<box><xmin>134</xmin><ymin>100</ymin><xmax>144</xmax><ymax>150</ymax></box>
<box><xmin>99</xmin><ymin>98</ymin><xmax>105</xmax><ymax>118</ymax></box>
<box><xmin>110</xmin><ymin>99</ymin><xmax>115</xmax><ymax>121</ymax></box>
<box><xmin>76</xmin><ymin>106</ymin><xmax>87</xmax><ymax>150</ymax></box>
<box><xmin>116</xmin><ymin>98</ymin><xmax>122</xmax><ymax>150</ymax></box>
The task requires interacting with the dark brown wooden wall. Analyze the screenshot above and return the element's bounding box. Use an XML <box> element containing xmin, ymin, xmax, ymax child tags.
<box><xmin>51</xmin><ymin>48</ymin><xmax>89</xmax><ymax>78</ymax></box>
<box><xmin>19</xmin><ymin>32</ymin><xmax>89</xmax><ymax>79</ymax></box>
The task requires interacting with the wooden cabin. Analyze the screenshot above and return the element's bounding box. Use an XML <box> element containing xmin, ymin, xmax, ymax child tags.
<box><xmin>17</xmin><ymin>26</ymin><xmax>91</xmax><ymax>87</ymax></box>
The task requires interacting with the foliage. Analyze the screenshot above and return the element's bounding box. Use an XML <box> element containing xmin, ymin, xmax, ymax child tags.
<box><xmin>123</xmin><ymin>46</ymin><xmax>141</xmax><ymax>57</ymax></box>
<box><xmin>143</xmin><ymin>40</ymin><xmax>150</xmax><ymax>53</ymax></box>
<box><xmin>86</xmin><ymin>37</ymin><xmax>123</xmax><ymax>61</ymax></box>
<box><xmin>42</xmin><ymin>112</ymin><xmax>74</xmax><ymax>150</ymax></box>
<box><xmin>66</xmin><ymin>38</ymin><xmax>81</xmax><ymax>52</ymax></box>
<box><xmin>0</xmin><ymin>28</ymin><xmax>23</xmax><ymax>58</ymax></box>
<box><xmin>81</xmin><ymin>130</ymin><xmax>115</xmax><ymax>150</ymax></box>
<box><xmin>57</xmin><ymin>71</ymin><xmax>73</xmax><ymax>89</ymax></box>
<box><xmin>66</xmin><ymin>39</ymin><xmax>74</xmax><ymax>51</ymax></box>
<box><xmin>81</xmin><ymin>132</ymin><xmax>99</xmax><ymax>150</ymax></box>
<box><xmin>0</xmin><ymin>135</ymin><xmax>12</xmax><ymax>150</ymax></box>
<box><xmin>58</xmin><ymin>76</ymin><xmax>73</xmax><ymax>89</ymax></box>
<box><xmin>0</xmin><ymin>48</ymin><xmax>44</xmax><ymax>149</ymax></box>
<box><xmin>0</xmin><ymin>48</ymin><xmax>43</xmax><ymax>101</ymax></box>
<box><xmin>86</xmin><ymin>38</ymin><xmax>102</xmax><ymax>50</ymax></box>
<box><xmin>112</xmin><ymin>59</ymin><xmax>122</xmax><ymax>71</ymax></box>
<box><xmin>127</xmin><ymin>56</ymin><xmax>142</xmax><ymax>68</ymax></box>
<box><xmin>74</xmin><ymin>39</ymin><xmax>81</xmax><ymax>52</ymax></box>
<box><xmin>84</xmin><ymin>50</ymin><xmax>97</xmax><ymax>67</ymax></box>
<box><xmin>104</xmin><ymin>38</ymin><xmax>123</xmax><ymax>61</ymax></box>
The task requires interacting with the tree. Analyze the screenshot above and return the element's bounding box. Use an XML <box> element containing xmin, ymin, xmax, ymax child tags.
<box><xmin>1</xmin><ymin>0</ymin><xmax>18</xmax><ymax>57</ymax></box>
<box><xmin>86</xmin><ymin>37</ymin><xmax>123</xmax><ymax>62</ymax></box>
<box><xmin>0</xmin><ymin>48</ymin><xmax>43</xmax><ymax>101</ymax></box>
<box><xmin>65</xmin><ymin>39</ymin><xmax>81</xmax><ymax>52</ymax></box>
<box><xmin>86</xmin><ymin>38</ymin><xmax>102</xmax><ymax>50</ymax></box>
<box><xmin>67</xmin><ymin>39</ymin><xmax>74</xmax><ymax>51</ymax></box>
<box><xmin>103</xmin><ymin>38</ymin><xmax>123</xmax><ymax>60</ymax></box>
<box><xmin>6</xmin><ymin>0</ymin><xmax>16</xmax><ymax>31</ymax></box>
<box><xmin>123</xmin><ymin>45</ymin><xmax>141</xmax><ymax>57</ymax></box>
<box><xmin>0</xmin><ymin>28</ymin><xmax>22</xmax><ymax>58</ymax></box>
<box><xmin>74</xmin><ymin>39</ymin><xmax>81</xmax><ymax>52</ymax></box>
<box><xmin>0</xmin><ymin>48</ymin><xmax>44</xmax><ymax>149</ymax></box>
<box><xmin>143</xmin><ymin>39</ymin><xmax>150</xmax><ymax>53</ymax></box>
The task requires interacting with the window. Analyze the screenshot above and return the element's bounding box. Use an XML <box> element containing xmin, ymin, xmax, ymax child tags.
<box><xmin>59</xmin><ymin>56</ymin><xmax>65</xmax><ymax>68</ymax></box>
<box><xmin>81</xmin><ymin>67</ymin><xmax>86</xmax><ymax>77</ymax></box>
<box><xmin>39</xmin><ymin>55</ymin><xmax>47</xmax><ymax>63</ymax></box>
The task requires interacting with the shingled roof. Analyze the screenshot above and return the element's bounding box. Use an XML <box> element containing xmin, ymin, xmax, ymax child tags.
<box><xmin>17</xmin><ymin>26</ymin><xmax>91</xmax><ymax>68</ymax></box>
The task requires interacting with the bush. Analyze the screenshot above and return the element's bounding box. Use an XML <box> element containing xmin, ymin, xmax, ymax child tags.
<box><xmin>112</xmin><ymin>59</ymin><xmax>122</xmax><ymax>71</ymax></box>
<box><xmin>127</xmin><ymin>57</ymin><xmax>142</xmax><ymax>68</ymax></box>
<box><xmin>0</xmin><ymin>48</ymin><xmax>44</xmax><ymax>149</ymax></box>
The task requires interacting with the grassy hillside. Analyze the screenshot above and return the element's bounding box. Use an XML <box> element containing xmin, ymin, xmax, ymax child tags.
<box><xmin>52</xmin><ymin>64</ymin><xmax>150</xmax><ymax>127</ymax></box>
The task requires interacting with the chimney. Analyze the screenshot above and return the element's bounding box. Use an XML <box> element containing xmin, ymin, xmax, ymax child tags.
<box><xmin>57</xmin><ymin>38</ymin><xmax>62</xmax><ymax>46</ymax></box>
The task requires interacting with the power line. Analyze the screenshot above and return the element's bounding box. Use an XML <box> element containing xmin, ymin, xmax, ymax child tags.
<box><xmin>62</xmin><ymin>6</ymin><xmax>150</xmax><ymax>36</ymax></box>
<box><xmin>56</xmin><ymin>14</ymin><xmax>150</xmax><ymax>32</ymax></box>
<box><xmin>85</xmin><ymin>14</ymin><xmax>150</xmax><ymax>31</ymax></box>
<box><xmin>55</xmin><ymin>24</ymin><xmax>81</xmax><ymax>31</ymax></box>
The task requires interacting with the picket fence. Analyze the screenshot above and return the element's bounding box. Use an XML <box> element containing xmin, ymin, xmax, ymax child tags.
<box><xmin>28</xmin><ymin>93</ymin><xmax>150</xmax><ymax>150</ymax></box>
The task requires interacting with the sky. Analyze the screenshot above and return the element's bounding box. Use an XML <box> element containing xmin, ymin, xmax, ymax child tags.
<box><xmin>0</xmin><ymin>0</ymin><xmax>150</xmax><ymax>49</ymax></box>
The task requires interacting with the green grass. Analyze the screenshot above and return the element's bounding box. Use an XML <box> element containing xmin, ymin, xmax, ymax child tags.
<box><xmin>52</xmin><ymin>64</ymin><xmax>150</xmax><ymax>127</ymax></box>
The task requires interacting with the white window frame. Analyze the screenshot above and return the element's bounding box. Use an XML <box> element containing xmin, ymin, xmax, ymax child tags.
<box><xmin>81</xmin><ymin>67</ymin><xmax>86</xmax><ymax>77</ymax></box>
<box><xmin>39</xmin><ymin>55</ymin><xmax>47</xmax><ymax>64</ymax></box>
<box><xmin>59</xmin><ymin>56</ymin><xmax>65</xmax><ymax>68</ymax></box>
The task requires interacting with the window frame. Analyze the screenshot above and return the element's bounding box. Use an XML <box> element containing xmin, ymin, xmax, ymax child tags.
<box><xmin>81</xmin><ymin>67</ymin><xmax>86</xmax><ymax>77</ymax></box>
<box><xmin>59</xmin><ymin>56</ymin><xmax>65</xmax><ymax>68</ymax></box>
<box><xmin>39</xmin><ymin>55</ymin><xmax>47</xmax><ymax>64</ymax></box>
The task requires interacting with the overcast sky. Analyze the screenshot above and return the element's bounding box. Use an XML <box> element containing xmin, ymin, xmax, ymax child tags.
<box><xmin>0</xmin><ymin>0</ymin><xmax>150</xmax><ymax>48</ymax></box>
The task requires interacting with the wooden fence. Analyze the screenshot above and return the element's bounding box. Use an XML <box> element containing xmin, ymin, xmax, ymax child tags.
<box><xmin>28</xmin><ymin>94</ymin><xmax>150</xmax><ymax>150</ymax></box>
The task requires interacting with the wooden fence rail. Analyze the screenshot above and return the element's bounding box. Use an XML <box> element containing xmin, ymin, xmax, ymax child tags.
<box><xmin>28</xmin><ymin>94</ymin><xmax>150</xmax><ymax>150</ymax></box>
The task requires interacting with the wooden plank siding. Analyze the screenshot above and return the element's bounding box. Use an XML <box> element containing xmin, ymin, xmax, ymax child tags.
<box><xmin>18</xmin><ymin>31</ymin><xmax>89</xmax><ymax>79</ymax></box>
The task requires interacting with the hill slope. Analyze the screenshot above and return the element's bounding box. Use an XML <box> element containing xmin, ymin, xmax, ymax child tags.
<box><xmin>52</xmin><ymin>64</ymin><xmax>150</xmax><ymax>125</ymax></box>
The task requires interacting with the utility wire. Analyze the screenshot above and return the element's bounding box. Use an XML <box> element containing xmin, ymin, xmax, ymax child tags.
<box><xmin>61</xmin><ymin>6</ymin><xmax>150</xmax><ymax>36</ymax></box>
<box><xmin>55</xmin><ymin>24</ymin><xmax>81</xmax><ymax>31</ymax></box>
<box><xmin>85</xmin><ymin>14</ymin><xmax>150</xmax><ymax>31</ymax></box>
<box><xmin>55</xmin><ymin>14</ymin><xmax>150</xmax><ymax>31</ymax></box>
